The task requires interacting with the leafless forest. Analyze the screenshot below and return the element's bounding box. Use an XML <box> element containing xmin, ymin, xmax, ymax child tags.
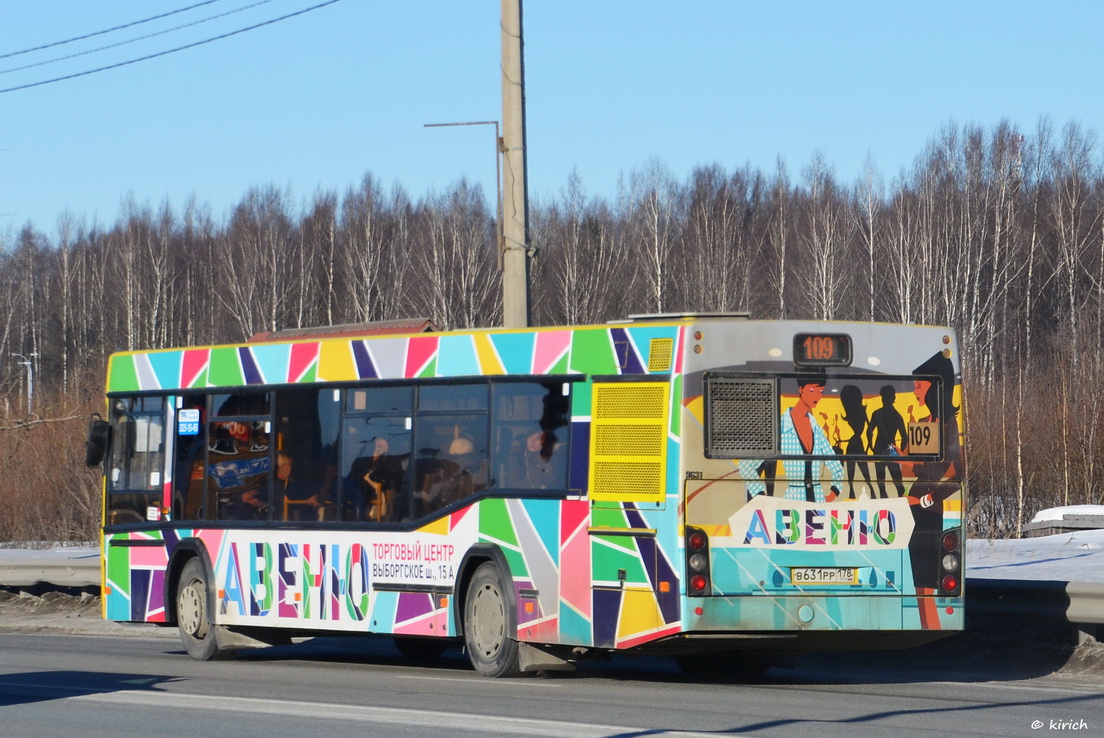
<box><xmin>2</xmin><ymin>119</ymin><xmax>1102</xmax><ymax>543</ymax></box>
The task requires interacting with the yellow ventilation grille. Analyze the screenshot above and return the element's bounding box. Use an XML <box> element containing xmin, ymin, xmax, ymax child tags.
<box><xmin>594</xmin><ymin>425</ymin><xmax>665</xmax><ymax>457</ymax></box>
<box><xmin>648</xmin><ymin>338</ymin><xmax>674</xmax><ymax>372</ymax></box>
<box><xmin>589</xmin><ymin>382</ymin><xmax>669</xmax><ymax>503</ymax></box>
<box><xmin>595</xmin><ymin>384</ymin><xmax>667</xmax><ymax>418</ymax></box>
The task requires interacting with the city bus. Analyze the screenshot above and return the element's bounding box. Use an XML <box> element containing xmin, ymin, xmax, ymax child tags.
<box><xmin>86</xmin><ymin>314</ymin><xmax>966</xmax><ymax>677</ymax></box>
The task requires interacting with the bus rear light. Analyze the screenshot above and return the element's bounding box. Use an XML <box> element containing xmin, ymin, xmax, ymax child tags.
<box><xmin>685</xmin><ymin>526</ymin><xmax>711</xmax><ymax>596</ymax></box>
<box><xmin>938</xmin><ymin>528</ymin><xmax>962</xmax><ymax>596</ymax></box>
<box><xmin>941</xmin><ymin>554</ymin><xmax>959</xmax><ymax>573</ymax></box>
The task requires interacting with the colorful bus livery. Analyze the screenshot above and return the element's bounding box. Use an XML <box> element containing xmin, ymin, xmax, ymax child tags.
<box><xmin>91</xmin><ymin>315</ymin><xmax>966</xmax><ymax>676</ymax></box>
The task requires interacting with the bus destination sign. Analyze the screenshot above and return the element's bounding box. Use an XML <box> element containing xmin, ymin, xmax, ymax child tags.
<box><xmin>793</xmin><ymin>333</ymin><xmax>852</xmax><ymax>367</ymax></box>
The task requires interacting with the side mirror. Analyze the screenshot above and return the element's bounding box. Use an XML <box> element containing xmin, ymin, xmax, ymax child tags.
<box><xmin>85</xmin><ymin>414</ymin><xmax>110</xmax><ymax>467</ymax></box>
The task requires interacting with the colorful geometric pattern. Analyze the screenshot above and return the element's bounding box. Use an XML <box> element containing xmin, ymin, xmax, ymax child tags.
<box><xmin>102</xmin><ymin>319</ymin><xmax>965</xmax><ymax>653</ymax></box>
<box><xmin>107</xmin><ymin>325</ymin><xmax>675</xmax><ymax>392</ymax></box>
<box><xmin>104</xmin><ymin>324</ymin><xmax>688</xmax><ymax>650</ymax></box>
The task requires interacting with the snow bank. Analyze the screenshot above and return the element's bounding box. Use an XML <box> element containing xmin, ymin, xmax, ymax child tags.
<box><xmin>1030</xmin><ymin>505</ymin><xmax>1104</xmax><ymax>523</ymax></box>
<box><xmin>967</xmin><ymin>529</ymin><xmax>1104</xmax><ymax>583</ymax></box>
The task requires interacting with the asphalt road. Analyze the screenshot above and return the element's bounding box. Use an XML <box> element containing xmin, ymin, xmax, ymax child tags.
<box><xmin>1</xmin><ymin>627</ymin><xmax>1102</xmax><ymax>737</ymax></box>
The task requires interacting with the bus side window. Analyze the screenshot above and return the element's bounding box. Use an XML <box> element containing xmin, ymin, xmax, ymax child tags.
<box><xmin>492</xmin><ymin>382</ymin><xmax>570</xmax><ymax>491</ymax></box>
<box><xmin>341</xmin><ymin>387</ymin><xmax>413</xmax><ymax>523</ymax></box>
<box><xmin>276</xmin><ymin>388</ymin><xmax>340</xmax><ymax>523</ymax></box>
<box><xmin>207</xmin><ymin>392</ymin><xmax>272</xmax><ymax>522</ymax></box>
<box><xmin>412</xmin><ymin>417</ymin><xmax>485</xmax><ymax>518</ymax></box>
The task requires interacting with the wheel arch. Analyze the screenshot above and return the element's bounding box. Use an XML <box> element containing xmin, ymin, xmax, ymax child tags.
<box><xmin>453</xmin><ymin>543</ymin><xmax>514</xmax><ymax>636</ymax></box>
<box><xmin>165</xmin><ymin>538</ymin><xmax>215</xmax><ymax>626</ymax></box>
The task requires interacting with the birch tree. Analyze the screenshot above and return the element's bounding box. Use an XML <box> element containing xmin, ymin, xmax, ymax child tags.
<box><xmin>626</xmin><ymin>160</ymin><xmax>680</xmax><ymax>314</ymax></box>
<box><xmin>794</xmin><ymin>153</ymin><xmax>854</xmax><ymax>320</ymax></box>
<box><xmin>409</xmin><ymin>180</ymin><xmax>499</xmax><ymax>329</ymax></box>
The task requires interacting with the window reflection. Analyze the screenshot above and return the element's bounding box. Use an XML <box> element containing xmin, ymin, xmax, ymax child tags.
<box><xmin>154</xmin><ymin>379</ymin><xmax>573</xmax><ymax>528</ymax></box>
<box><xmin>492</xmin><ymin>382</ymin><xmax>570</xmax><ymax>490</ymax></box>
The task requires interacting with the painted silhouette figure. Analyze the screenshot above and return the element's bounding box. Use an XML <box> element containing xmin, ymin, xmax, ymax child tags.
<box><xmin>839</xmin><ymin>384</ymin><xmax>873</xmax><ymax>499</ymax></box>
<box><xmin>866</xmin><ymin>385</ymin><xmax>907</xmax><ymax>498</ymax></box>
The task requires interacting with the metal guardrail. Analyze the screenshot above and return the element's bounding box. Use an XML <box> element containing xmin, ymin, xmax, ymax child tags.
<box><xmin>1067</xmin><ymin>582</ymin><xmax>1104</xmax><ymax>626</ymax></box>
<box><xmin>0</xmin><ymin>553</ymin><xmax>1101</xmax><ymax>639</ymax></box>
<box><xmin>0</xmin><ymin>549</ymin><xmax>99</xmax><ymax>588</ymax></box>
<box><xmin>967</xmin><ymin>578</ymin><xmax>1104</xmax><ymax>624</ymax></box>
<box><xmin>967</xmin><ymin>577</ymin><xmax>1104</xmax><ymax>642</ymax></box>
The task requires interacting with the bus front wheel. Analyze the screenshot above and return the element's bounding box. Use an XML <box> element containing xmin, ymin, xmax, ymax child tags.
<box><xmin>463</xmin><ymin>562</ymin><xmax>521</xmax><ymax>677</ymax></box>
<box><xmin>176</xmin><ymin>558</ymin><xmax>228</xmax><ymax>661</ymax></box>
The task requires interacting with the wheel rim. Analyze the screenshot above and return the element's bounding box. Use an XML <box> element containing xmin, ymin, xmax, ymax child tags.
<box><xmin>178</xmin><ymin>578</ymin><xmax>208</xmax><ymax>639</ymax></box>
<box><xmin>469</xmin><ymin>581</ymin><xmax>505</xmax><ymax>659</ymax></box>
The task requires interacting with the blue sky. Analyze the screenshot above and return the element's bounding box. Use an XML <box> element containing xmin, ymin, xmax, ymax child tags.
<box><xmin>0</xmin><ymin>1</ymin><xmax>1100</xmax><ymax>234</ymax></box>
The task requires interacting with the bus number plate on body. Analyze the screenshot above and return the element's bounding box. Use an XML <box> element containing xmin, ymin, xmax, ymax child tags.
<box><xmin>790</xmin><ymin>567</ymin><xmax>857</xmax><ymax>585</ymax></box>
<box><xmin>908</xmin><ymin>421</ymin><xmax>940</xmax><ymax>454</ymax></box>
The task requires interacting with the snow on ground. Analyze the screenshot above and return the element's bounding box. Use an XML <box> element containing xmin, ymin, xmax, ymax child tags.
<box><xmin>965</xmin><ymin>505</ymin><xmax>1104</xmax><ymax>584</ymax></box>
<box><xmin>967</xmin><ymin>529</ymin><xmax>1104</xmax><ymax>583</ymax></box>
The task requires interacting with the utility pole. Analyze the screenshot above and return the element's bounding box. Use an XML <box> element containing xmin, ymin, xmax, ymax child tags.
<box><xmin>501</xmin><ymin>0</ymin><xmax>531</xmax><ymax>327</ymax></box>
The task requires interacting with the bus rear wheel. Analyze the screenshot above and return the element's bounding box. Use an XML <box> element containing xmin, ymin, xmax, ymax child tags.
<box><xmin>176</xmin><ymin>558</ymin><xmax>228</xmax><ymax>661</ymax></box>
<box><xmin>463</xmin><ymin>562</ymin><xmax>521</xmax><ymax>677</ymax></box>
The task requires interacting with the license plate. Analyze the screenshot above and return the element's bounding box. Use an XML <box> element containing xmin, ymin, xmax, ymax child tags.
<box><xmin>790</xmin><ymin>567</ymin><xmax>857</xmax><ymax>585</ymax></box>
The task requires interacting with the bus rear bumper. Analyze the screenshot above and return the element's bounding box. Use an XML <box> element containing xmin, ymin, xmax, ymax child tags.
<box><xmin>682</xmin><ymin>592</ymin><xmax>964</xmax><ymax>636</ymax></box>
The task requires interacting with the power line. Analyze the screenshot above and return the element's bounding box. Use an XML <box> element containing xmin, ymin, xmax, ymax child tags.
<box><xmin>0</xmin><ymin>0</ymin><xmax>345</xmax><ymax>95</ymax></box>
<box><xmin>0</xmin><ymin>0</ymin><xmax>225</xmax><ymax>61</ymax></box>
<box><xmin>0</xmin><ymin>0</ymin><xmax>279</xmax><ymax>77</ymax></box>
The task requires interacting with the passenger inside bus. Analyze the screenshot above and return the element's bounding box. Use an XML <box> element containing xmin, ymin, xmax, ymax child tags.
<box><xmin>509</xmin><ymin>430</ymin><xmax>564</xmax><ymax>489</ymax></box>
<box><xmin>413</xmin><ymin>445</ymin><xmax>460</xmax><ymax>517</ymax></box>
<box><xmin>444</xmin><ymin>429</ymin><xmax>487</xmax><ymax>502</ymax></box>
<box><xmin>222</xmin><ymin>485</ymin><xmax>266</xmax><ymax>520</ymax></box>
<box><xmin>276</xmin><ymin>452</ymin><xmax>321</xmax><ymax>521</ymax></box>
<box><xmin>346</xmin><ymin>435</ymin><xmax>406</xmax><ymax>522</ymax></box>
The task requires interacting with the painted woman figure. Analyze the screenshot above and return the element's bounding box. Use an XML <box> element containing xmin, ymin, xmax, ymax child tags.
<box><xmin>904</xmin><ymin>354</ymin><xmax>962</xmax><ymax>575</ymax></box>
<box><xmin>778</xmin><ymin>374</ymin><xmax>844</xmax><ymax>503</ymax></box>
<box><xmin>896</xmin><ymin>351</ymin><xmax>963</xmax><ymax>628</ymax></box>
<box><xmin>739</xmin><ymin>373</ymin><xmax>843</xmax><ymax>502</ymax></box>
<box><xmin>839</xmin><ymin>384</ymin><xmax>873</xmax><ymax>499</ymax></box>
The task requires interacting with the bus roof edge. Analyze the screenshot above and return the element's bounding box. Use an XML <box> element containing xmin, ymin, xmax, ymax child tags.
<box><xmin>247</xmin><ymin>318</ymin><xmax>439</xmax><ymax>342</ymax></box>
<box><xmin>617</xmin><ymin>312</ymin><xmax>751</xmax><ymax>323</ymax></box>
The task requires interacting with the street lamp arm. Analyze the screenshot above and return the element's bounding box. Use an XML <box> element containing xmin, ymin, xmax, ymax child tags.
<box><xmin>10</xmin><ymin>351</ymin><xmax>35</xmax><ymax>416</ymax></box>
